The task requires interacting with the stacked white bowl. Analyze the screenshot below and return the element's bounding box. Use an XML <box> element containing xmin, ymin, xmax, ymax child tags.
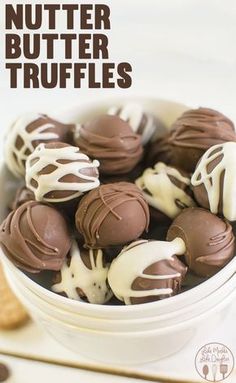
<box><xmin>1</xmin><ymin>98</ymin><xmax>236</xmax><ymax>364</ymax></box>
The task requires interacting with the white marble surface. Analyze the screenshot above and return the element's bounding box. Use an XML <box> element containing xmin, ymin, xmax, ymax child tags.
<box><xmin>1</xmin><ymin>0</ymin><xmax>236</xmax><ymax>381</ymax></box>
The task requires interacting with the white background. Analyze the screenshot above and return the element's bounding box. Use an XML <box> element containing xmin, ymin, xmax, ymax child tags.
<box><xmin>1</xmin><ymin>1</ymin><xmax>236</xmax><ymax>382</ymax></box>
<box><xmin>1</xmin><ymin>0</ymin><xmax>236</xmax><ymax>133</ymax></box>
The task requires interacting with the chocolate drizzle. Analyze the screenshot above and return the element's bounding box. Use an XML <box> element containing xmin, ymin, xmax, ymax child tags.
<box><xmin>167</xmin><ymin>207</ymin><xmax>235</xmax><ymax>277</ymax></box>
<box><xmin>98</xmin><ymin>187</ymin><xmax>121</xmax><ymax>220</ymax></box>
<box><xmin>0</xmin><ymin>201</ymin><xmax>71</xmax><ymax>273</ymax></box>
<box><xmin>169</xmin><ymin>108</ymin><xmax>236</xmax><ymax>149</ymax></box>
<box><xmin>208</xmin><ymin>222</ymin><xmax>233</xmax><ymax>246</ymax></box>
<box><xmin>135</xmin><ymin>162</ymin><xmax>196</xmax><ymax>219</ymax></box>
<box><xmin>75</xmin><ymin>182</ymin><xmax>150</xmax><ymax>248</ymax></box>
<box><xmin>108</xmin><ymin>238</ymin><xmax>187</xmax><ymax>305</ymax></box>
<box><xmin>191</xmin><ymin>142</ymin><xmax>236</xmax><ymax>221</ymax></box>
<box><xmin>74</xmin><ymin>115</ymin><xmax>143</xmax><ymax>175</ymax></box>
<box><xmin>195</xmin><ymin>222</ymin><xmax>235</xmax><ymax>266</ymax></box>
<box><xmin>5</xmin><ymin>113</ymin><xmax>74</xmax><ymax>178</ymax></box>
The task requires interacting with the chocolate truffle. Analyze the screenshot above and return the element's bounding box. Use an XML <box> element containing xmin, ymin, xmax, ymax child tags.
<box><xmin>167</xmin><ymin>207</ymin><xmax>235</xmax><ymax>277</ymax></box>
<box><xmin>168</xmin><ymin>107</ymin><xmax>236</xmax><ymax>173</ymax></box>
<box><xmin>108</xmin><ymin>239</ymin><xmax>187</xmax><ymax>305</ymax></box>
<box><xmin>73</xmin><ymin>114</ymin><xmax>143</xmax><ymax>175</ymax></box>
<box><xmin>10</xmin><ymin>186</ymin><xmax>35</xmax><ymax>210</ymax></box>
<box><xmin>145</xmin><ymin>135</ymin><xmax>173</xmax><ymax>167</ymax></box>
<box><xmin>136</xmin><ymin>162</ymin><xmax>196</xmax><ymax>220</ymax></box>
<box><xmin>51</xmin><ymin>241</ymin><xmax>112</xmax><ymax>304</ymax></box>
<box><xmin>75</xmin><ymin>182</ymin><xmax>150</xmax><ymax>248</ymax></box>
<box><xmin>0</xmin><ymin>201</ymin><xmax>72</xmax><ymax>273</ymax></box>
<box><xmin>191</xmin><ymin>142</ymin><xmax>236</xmax><ymax>221</ymax></box>
<box><xmin>5</xmin><ymin>113</ymin><xmax>74</xmax><ymax>178</ymax></box>
<box><xmin>26</xmin><ymin>142</ymin><xmax>100</xmax><ymax>203</ymax></box>
<box><xmin>108</xmin><ymin>103</ymin><xmax>165</xmax><ymax>145</ymax></box>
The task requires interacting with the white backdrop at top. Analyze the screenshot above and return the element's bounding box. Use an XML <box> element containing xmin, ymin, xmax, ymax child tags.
<box><xmin>0</xmin><ymin>0</ymin><xmax>236</xmax><ymax>156</ymax></box>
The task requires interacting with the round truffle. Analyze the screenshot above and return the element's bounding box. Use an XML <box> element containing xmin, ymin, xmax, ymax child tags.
<box><xmin>168</xmin><ymin>107</ymin><xmax>236</xmax><ymax>173</ymax></box>
<box><xmin>167</xmin><ymin>207</ymin><xmax>235</xmax><ymax>277</ymax></box>
<box><xmin>136</xmin><ymin>162</ymin><xmax>196</xmax><ymax>220</ymax></box>
<box><xmin>73</xmin><ymin>114</ymin><xmax>143</xmax><ymax>175</ymax></box>
<box><xmin>10</xmin><ymin>186</ymin><xmax>35</xmax><ymax>211</ymax></box>
<box><xmin>0</xmin><ymin>201</ymin><xmax>72</xmax><ymax>273</ymax></box>
<box><xmin>51</xmin><ymin>241</ymin><xmax>112</xmax><ymax>304</ymax></box>
<box><xmin>75</xmin><ymin>182</ymin><xmax>150</xmax><ymax>248</ymax></box>
<box><xmin>4</xmin><ymin>113</ymin><xmax>74</xmax><ymax>178</ymax></box>
<box><xmin>108</xmin><ymin>103</ymin><xmax>165</xmax><ymax>145</ymax></box>
<box><xmin>25</xmin><ymin>142</ymin><xmax>100</xmax><ymax>203</ymax></box>
<box><xmin>108</xmin><ymin>239</ymin><xmax>187</xmax><ymax>305</ymax></box>
<box><xmin>191</xmin><ymin>142</ymin><xmax>236</xmax><ymax>221</ymax></box>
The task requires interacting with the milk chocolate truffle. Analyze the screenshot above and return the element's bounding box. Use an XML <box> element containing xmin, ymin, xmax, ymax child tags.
<box><xmin>75</xmin><ymin>182</ymin><xmax>150</xmax><ymax>248</ymax></box>
<box><xmin>167</xmin><ymin>207</ymin><xmax>235</xmax><ymax>277</ymax></box>
<box><xmin>73</xmin><ymin>115</ymin><xmax>143</xmax><ymax>175</ymax></box>
<box><xmin>191</xmin><ymin>142</ymin><xmax>236</xmax><ymax>221</ymax></box>
<box><xmin>136</xmin><ymin>162</ymin><xmax>195</xmax><ymax>220</ymax></box>
<box><xmin>10</xmin><ymin>186</ymin><xmax>35</xmax><ymax>210</ymax></box>
<box><xmin>5</xmin><ymin>113</ymin><xmax>74</xmax><ymax>178</ymax></box>
<box><xmin>108</xmin><ymin>239</ymin><xmax>187</xmax><ymax>305</ymax></box>
<box><xmin>26</xmin><ymin>142</ymin><xmax>100</xmax><ymax>203</ymax></box>
<box><xmin>108</xmin><ymin>103</ymin><xmax>165</xmax><ymax>145</ymax></box>
<box><xmin>0</xmin><ymin>201</ymin><xmax>72</xmax><ymax>273</ymax></box>
<box><xmin>52</xmin><ymin>241</ymin><xmax>112</xmax><ymax>304</ymax></box>
<box><xmin>168</xmin><ymin>108</ymin><xmax>236</xmax><ymax>173</ymax></box>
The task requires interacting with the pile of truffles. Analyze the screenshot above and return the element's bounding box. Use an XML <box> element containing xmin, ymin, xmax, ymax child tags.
<box><xmin>1</xmin><ymin>104</ymin><xmax>236</xmax><ymax>305</ymax></box>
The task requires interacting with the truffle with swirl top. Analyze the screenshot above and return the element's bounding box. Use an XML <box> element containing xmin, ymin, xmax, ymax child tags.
<box><xmin>167</xmin><ymin>207</ymin><xmax>235</xmax><ymax>277</ymax></box>
<box><xmin>0</xmin><ymin>201</ymin><xmax>72</xmax><ymax>273</ymax></box>
<box><xmin>25</xmin><ymin>142</ymin><xmax>100</xmax><ymax>203</ymax></box>
<box><xmin>108</xmin><ymin>239</ymin><xmax>187</xmax><ymax>305</ymax></box>
<box><xmin>135</xmin><ymin>162</ymin><xmax>196</xmax><ymax>221</ymax></box>
<box><xmin>191</xmin><ymin>142</ymin><xmax>236</xmax><ymax>221</ymax></box>
<box><xmin>168</xmin><ymin>107</ymin><xmax>236</xmax><ymax>173</ymax></box>
<box><xmin>4</xmin><ymin>113</ymin><xmax>74</xmax><ymax>178</ymax></box>
<box><xmin>73</xmin><ymin>114</ymin><xmax>143</xmax><ymax>175</ymax></box>
<box><xmin>51</xmin><ymin>241</ymin><xmax>113</xmax><ymax>304</ymax></box>
<box><xmin>75</xmin><ymin>182</ymin><xmax>150</xmax><ymax>248</ymax></box>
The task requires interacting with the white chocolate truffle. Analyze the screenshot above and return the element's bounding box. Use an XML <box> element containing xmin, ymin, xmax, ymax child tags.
<box><xmin>135</xmin><ymin>162</ymin><xmax>195</xmax><ymax>219</ymax></box>
<box><xmin>25</xmin><ymin>142</ymin><xmax>100</xmax><ymax>203</ymax></box>
<box><xmin>52</xmin><ymin>241</ymin><xmax>112</xmax><ymax>304</ymax></box>
<box><xmin>108</xmin><ymin>103</ymin><xmax>159</xmax><ymax>145</ymax></box>
<box><xmin>191</xmin><ymin>142</ymin><xmax>236</xmax><ymax>221</ymax></box>
<box><xmin>4</xmin><ymin>113</ymin><xmax>73</xmax><ymax>178</ymax></box>
<box><xmin>108</xmin><ymin>239</ymin><xmax>187</xmax><ymax>305</ymax></box>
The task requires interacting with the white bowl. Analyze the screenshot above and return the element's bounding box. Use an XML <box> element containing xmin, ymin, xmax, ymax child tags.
<box><xmin>4</xmin><ymin>258</ymin><xmax>236</xmax><ymax>333</ymax></box>
<box><xmin>4</xmin><ymin>262</ymin><xmax>236</xmax><ymax>364</ymax></box>
<box><xmin>1</xmin><ymin>96</ymin><xmax>236</xmax><ymax>363</ymax></box>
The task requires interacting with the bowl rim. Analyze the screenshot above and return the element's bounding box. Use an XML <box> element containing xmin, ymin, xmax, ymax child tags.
<box><xmin>20</xmin><ymin>276</ymin><xmax>236</xmax><ymax>337</ymax></box>
<box><xmin>6</xmin><ymin>258</ymin><xmax>236</xmax><ymax>329</ymax></box>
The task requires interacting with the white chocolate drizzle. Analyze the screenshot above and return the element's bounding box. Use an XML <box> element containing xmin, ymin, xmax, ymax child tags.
<box><xmin>5</xmin><ymin>114</ymin><xmax>59</xmax><ymax>178</ymax></box>
<box><xmin>135</xmin><ymin>162</ymin><xmax>195</xmax><ymax>219</ymax></box>
<box><xmin>26</xmin><ymin>143</ymin><xmax>100</xmax><ymax>202</ymax></box>
<box><xmin>108</xmin><ymin>103</ymin><xmax>156</xmax><ymax>145</ymax></box>
<box><xmin>52</xmin><ymin>241</ymin><xmax>112</xmax><ymax>304</ymax></box>
<box><xmin>191</xmin><ymin>142</ymin><xmax>236</xmax><ymax>221</ymax></box>
<box><xmin>108</xmin><ymin>238</ymin><xmax>186</xmax><ymax>305</ymax></box>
